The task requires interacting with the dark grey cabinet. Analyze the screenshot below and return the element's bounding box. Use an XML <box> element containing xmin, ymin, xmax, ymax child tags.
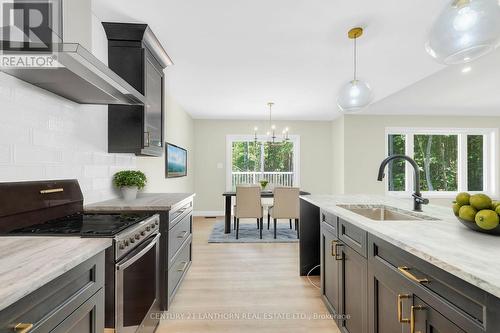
<box><xmin>320</xmin><ymin>210</ymin><xmax>367</xmax><ymax>333</ymax></box>
<box><xmin>319</xmin><ymin>211</ymin><xmax>500</xmax><ymax>333</ymax></box>
<box><xmin>103</xmin><ymin>23</ymin><xmax>171</xmax><ymax>157</ymax></box>
<box><xmin>321</xmin><ymin>221</ymin><xmax>340</xmax><ymax>315</ymax></box>
<box><xmin>0</xmin><ymin>252</ymin><xmax>105</xmax><ymax>333</ymax></box>
<box><xmin>338</xmin><ymin>240</ymin><xmax>368</xmax><ymax>333</ymax></box>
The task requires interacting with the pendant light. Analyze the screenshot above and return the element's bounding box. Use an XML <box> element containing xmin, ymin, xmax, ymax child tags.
<box><xmin>337</xmin><ymin>27</ymin><xmax>373</xmax><ymax>112</ymax></box>
<box><xmin>426</xmin><ymin>0</ymin><xmax>500</xmax><ymax>64</ymax></box>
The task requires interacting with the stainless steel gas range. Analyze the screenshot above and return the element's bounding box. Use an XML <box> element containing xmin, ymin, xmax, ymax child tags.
<box><xmin>0</xmin><ymin>180</ymin><xmax>161</xmax><ymax>333</ymax></box>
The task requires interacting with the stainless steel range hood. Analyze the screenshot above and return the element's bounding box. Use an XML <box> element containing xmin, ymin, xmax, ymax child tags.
<box><xmin>0</xmin><ymin>43</ymin><xmax>145</xmax><ymax>105</ymax></box>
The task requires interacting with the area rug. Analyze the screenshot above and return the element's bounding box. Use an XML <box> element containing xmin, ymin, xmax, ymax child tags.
<box><xmin>208</xmin><ymin>220</ymin><xmax>299</xmax><ymax>243</ymax></box>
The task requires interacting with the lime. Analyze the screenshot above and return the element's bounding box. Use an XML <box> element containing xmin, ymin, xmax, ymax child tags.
<box><xmin>455</xmin><ymin>192</ymin><xmax>470</xmax><ymax>206</ymax></box>
<box><xmin>458</xmin><ymin>205</ymin><xmax>477</xmax><ymax>222</ymax></box>
<box><xmin>491</xmin><ymin>201</ymin><xmax>500</xmax><ymax>210</ymax></box>
<box><xmin>452</xmin><ymin>203</ymin><xmax>460</xmax><ymax>216</ymax></box>
<box><xmin>496</xmin><ymin>206</ymin><xmax>500</xmax><ymax>216</ymax></box>
<box><xmin>470</xmin><ymin>194</ymin><xmax>492</xmax><ymax>210</ymax></box>
<box><xmin>475</xmin><ymin>210</ymin><xmax>499</xmax><ymax>230</ymax></box>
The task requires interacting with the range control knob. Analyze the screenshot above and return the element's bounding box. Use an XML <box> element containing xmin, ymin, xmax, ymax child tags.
<box><xmin>124</xmin><ymin>240</ymin><xmax>129</xmax><ymax>246</ymax></box>
<box><xmin>155</xmin><ymin>220</ymin><xmax>159</xmax><ymax>225</ymax></box>
<box><xmin>119</xmin><ymin>243</ymin><xmax>125</xmax><ymax>250</ymax></box>
<box><xmin>135</xmin><ymin>234</ymin><xmax>140</xmax><ymax>240</ymax></box>
<box><xmin>141</xmin><ymin>231</ymin><xmax>146</xmax><ymax>236</ymax></box>
<box><xmin>146</xmin><ymin>226</ymin><xmax>151</xmax><ymax>231</ymax></box>
<box><xmin>130</xmin><ymin>237</ymin><xmax>135</xmax><ymax>244</ymax></box>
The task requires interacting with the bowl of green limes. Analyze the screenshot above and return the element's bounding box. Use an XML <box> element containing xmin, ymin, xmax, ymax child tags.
<box><xmin>453</xmin><ymin>192</ymin><xmax>500</xmax><ymax>235</ymax></box>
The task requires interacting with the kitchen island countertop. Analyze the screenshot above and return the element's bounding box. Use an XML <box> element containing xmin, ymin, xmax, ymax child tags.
<box><xmin>301</xmin><ymin>194</ymin><xmax>500</xmax><ymax>299</ymax></box>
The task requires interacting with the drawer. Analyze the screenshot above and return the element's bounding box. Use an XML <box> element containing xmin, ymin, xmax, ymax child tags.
<box><xmin>338</xmin><ymin>218</ymin><xmax>367</xmax><ymax>258</ymax></box>
<box><xmin>168</xmin><ymin>238</ymin><xmax>192</xmax><ymax>303</ymax></box>
<box><xmin>369</xmin><ymin>234</ymin><xmax>487</xmax><ymax>332</ymax></box>
<box><xmin>169</xmin><ymin>199</ymin><xmax>193</xmax><ymax>229</ymax></box>
<box><xmin>168</xmin><ymin>213</ymin><xmax>192</xmax><ymax>267</ymax></box>
<box><xmin>321</xmin><ymin>210</ymin><xmax>337</xmax><ymax>234</ymax></box>
<box><xmin>0</xmin><ymin>252</ymin><xmax>104</xmax><ymax>332</ymax></box>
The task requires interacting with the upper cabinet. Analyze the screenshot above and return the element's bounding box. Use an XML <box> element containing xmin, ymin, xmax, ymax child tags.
<box><xmin>103</xmin><ymin>23</ymin><xmax>173</xmax><ymax>157</ymax></box>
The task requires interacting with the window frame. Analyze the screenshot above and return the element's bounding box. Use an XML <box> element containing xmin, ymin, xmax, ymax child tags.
<box><xmin>385</xmin><ymin>127</ymin><xmax>498</xmax><ymax>198</ymax></box>
<box><xmin>225</xmin><ymin>134</ymin><xmax>301</xmax><ymax>191</ymax></box>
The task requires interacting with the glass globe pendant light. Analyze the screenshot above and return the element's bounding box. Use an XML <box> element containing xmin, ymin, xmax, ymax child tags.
<box><xmin>426</xmin><ymin>0</ymin><xmax>500</xmax><ymax>64</ymax></box>
<box><xmin>337</xmin><ymin>27</ymin><xmax>373</xmax><ymax>112</ymax></box>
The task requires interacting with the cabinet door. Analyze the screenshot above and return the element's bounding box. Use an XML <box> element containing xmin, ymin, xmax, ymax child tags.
<box><xmin>321</xmin><ymin>223</ymin><xmax>340</xmax><ymax>315</ymax></box>
<box><xmin>412</xmin><ymin>296</ymin><xmax>466</xmax><ymax>333</ymax></box>
<box><xmin>339</xmin><ymin>243</ymin><xmax>368</xmax><ymax>333</ymax></box>
<box><xmin>368</xmin><ymin>255</ymin><xmax>412</xmax><ymax>333</ymax></box>
<box><xmin>144</xmin><ymin>51</ymin><xmax>163</xmax><ymax>150</ymax></box>
<box><xmin>51</xmin><ymin>289</ymin><xmax>104</xmax><ymax>333</ymax></box>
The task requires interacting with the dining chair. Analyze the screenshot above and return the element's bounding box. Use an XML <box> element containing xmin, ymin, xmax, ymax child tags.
<box><xmin>268</xmin><ymin>187</ymin><xmax>300</xmax><ymax>239</ymax></box>
<box><xmin>233</xmin><ymin>185</ymin><xmax>264</xmax><ymax>239</ymax></box>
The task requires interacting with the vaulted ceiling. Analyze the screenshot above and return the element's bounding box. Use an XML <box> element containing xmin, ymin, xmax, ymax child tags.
<box><xmin>94</xmin><ymin>0</ymin><xmax>498</xmax><ymax>120</ymax></box>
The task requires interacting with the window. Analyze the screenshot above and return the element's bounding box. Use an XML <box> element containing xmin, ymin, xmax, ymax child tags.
<box><xmin>226</xmin><ymin>135</ymin><xmax>300</xmax><ymax>190</ymax></box>
<box><xmin>386</xmin><ymin>128</ymin><xmax>497</xmax><ymax>196</ymax></box>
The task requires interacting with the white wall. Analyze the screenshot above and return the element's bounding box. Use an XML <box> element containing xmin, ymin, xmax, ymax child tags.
<box><xmin>193</xmin><ymin>120</ymin><xmax>333</xmax><ymax>212</ymax></box>
<box><xmin>137</xmin><ymin>92</ymin><xmax>195</xmax><ymax>193</ymax></box>
<box><xmin>338</xmin><ymin>114</ymin><xmax>500</xmax><ymax>205</ymax></box>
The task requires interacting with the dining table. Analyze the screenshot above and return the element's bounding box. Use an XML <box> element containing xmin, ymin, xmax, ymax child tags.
<box><xmin>222</xmin><ymin>190</ymin><xmax>311</xmax><ymax>234</ymax></box>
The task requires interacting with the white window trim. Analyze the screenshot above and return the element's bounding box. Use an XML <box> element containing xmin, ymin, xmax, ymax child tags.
<box><xmin>225</xmin><ymin>134</ymin><xmax>301</xmax><ymax>191</ymax></box>
<box><xmin>385</xmin><ymin>127</ymin><xmax>498</xmax><ymax>198</ymax></box>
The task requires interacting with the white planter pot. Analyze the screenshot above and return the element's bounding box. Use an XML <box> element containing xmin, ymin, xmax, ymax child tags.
<box><xmin>121</xmin><ymin>186</ymin><xmax>138</xmax><ymax>201</ymax></box>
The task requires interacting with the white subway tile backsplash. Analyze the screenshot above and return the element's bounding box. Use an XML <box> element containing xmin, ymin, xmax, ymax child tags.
<box><xmin>14</xmin><ymin>145</ymin><xmax>63</xmax><ymax>165</ymax></box>
<box><xmin>0</xmin><ymin>145</ymin><xmax>12</xmax><ymax>164</ymax></box>
<box><xmin>0</xmin><ymin>70</ymin><xmax>137</xmax><ymax>202</ymax></box>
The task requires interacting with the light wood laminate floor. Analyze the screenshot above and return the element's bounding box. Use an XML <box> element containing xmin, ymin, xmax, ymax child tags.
<box><xmin>157</xmin><ymin>217</ymin><xmax>340</xmax><ymax>333</ymax></box>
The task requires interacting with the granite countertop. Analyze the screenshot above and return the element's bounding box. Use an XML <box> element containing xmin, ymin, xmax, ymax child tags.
<box><xmin>0</xmin><ymin>237</ymin><xmax>111</xmax><ymax>311</ymax></box>
<box><xmin>85</xmin><ymin>193</ymin><xmax>195</xmax><ymax>212</ymax></box>
<box><xmin>300</xmin><ymin>194</ymin><xmax>500</xmax><ymax>298</ymax></box>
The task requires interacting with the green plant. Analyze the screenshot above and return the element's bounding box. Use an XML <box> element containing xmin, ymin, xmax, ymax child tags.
<box><xmin>259</xmin><ymin>179</ymin><xmax>269</xmax><ymax>189</ymax></box>
<box><xmin>113</xmin><ymin>170</ymin><xmax>147</xmax><ymax>190</ymax></box>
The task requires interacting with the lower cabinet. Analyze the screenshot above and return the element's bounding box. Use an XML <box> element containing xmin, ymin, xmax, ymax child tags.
<box><xmin>0</xmin><ymin>252</ymin><xmax>105</xmax><ymax>333</ymax></box>
<box><xmin>320</xmin><ymin>211</ymin><xmax>500</xmax><ymax>333</ymax></box>
<box><xmin>338</xmin><ymin>243</ymin><xmax>367</xmax><ymax>333</ymax></box>
<box><xmin>321</xmin><ymin>217</ymin><xmax>367</xmax><ymax>333</ymax></box>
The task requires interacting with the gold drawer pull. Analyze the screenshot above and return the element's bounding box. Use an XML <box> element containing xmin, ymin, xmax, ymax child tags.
<box><xmin>397</xmin><ymin>294</ymin><xmax>411</xmax><ymax>323</ymax></box>
<box><xmin>334</xmin><ymin>242</ymin><xmax>343</xmax><ymax>261</ymax></box>
<box><xmin>330</xmin><ymin>239</ymin><xmax>338</xmax><ymax>257</ymax></box>
<box><xmin>14</xmin><ymin>323</ymin><xmax>33</xmax><ymax>333</ymax></box>
<box><xmin>40</xmin><ymin>188</ymin><xmax>63</xmax><ymax>194</ymax></box>
<box><xmin>410</xmin><ymin>305</ymin><xmax>426</xmax><ymax>333</ymax></box>
<box><xmin>177</xmin><ymin>261</ymin><xmax>189</xmax><ymax>272</ymax></box>
<box><xmin>398</xmin><ymin>266</ymin><xmax>430</xmax><ymax>284</ymax></box>
<box><xmin>177</xmin><ymin>231</ymin><xmax>188</xmax><ymax>239</ymax></box>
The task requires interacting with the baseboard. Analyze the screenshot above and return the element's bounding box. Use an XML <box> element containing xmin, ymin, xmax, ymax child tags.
<box><xmin>194</xmin><ymin>210</ymin><xmax>225</xmax><ymax>217</ymax></box>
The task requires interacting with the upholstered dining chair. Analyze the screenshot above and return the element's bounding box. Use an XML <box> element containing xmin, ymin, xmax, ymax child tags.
<box><xmin>268</xmin><ymin>187</ymin><xmax>300</xmax><ymax>239</ymax></box>
<box><xmin>233</xmin><ymin>185</ymin><xmax>264</xmax><ymax>239</ymax></box>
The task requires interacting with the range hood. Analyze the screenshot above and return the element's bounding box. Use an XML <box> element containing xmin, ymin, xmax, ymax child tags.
<box><xmin>0</xmin><ymin>43</ymin><xmax>145</xmax><ymax>105</ymax></box>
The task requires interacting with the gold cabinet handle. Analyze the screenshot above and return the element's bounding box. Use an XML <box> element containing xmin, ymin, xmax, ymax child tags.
<box><xmin>334</xmin><ymin>242</ymin><xmax>343</xmax><ymax>261</ymax></box>
<box><xmin>331</xmin><ymin>240</ymin><xmax>338</xmax><ymax>257</ymax></box>
<box><xmin>398</xmin><ymin>266</ymin><xmax>430</xmax><ymax>284</ymax></box>
<box><xmin>397</xmin><ymin>294</ymin><xmax>411</xmax><ymax>323</ymax></box>
<box><xmin>14</xmin><ymin>323</ymin><xmax>33</xmax><ymax>333</ymax></box>
<box><xmin>40</xmin><ymin>188</ymin><xmax>63</xmax><ymax>194</ymax></box>
<box><xmin>144</xmin><ymin>131</ymin><xmax>150</xmax><ymax>147</ymax></box>
<box><xmin>177</xmin><ymin>231</ymin><xmax>188</xmax><ymax>239</ymax></box>
<box><xmin>410</xmin><ymin>305</ymin><xmax>426</xmax><ymax>333</ymax></box>
<box><xmin>177</xmin><ymin>261</ymin><xmax>189</xmax><ymax>272</ymax></box>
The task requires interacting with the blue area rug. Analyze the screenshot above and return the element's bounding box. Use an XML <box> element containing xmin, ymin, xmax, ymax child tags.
<box><xmin>208</xmin><ymin>220</ymin><xmax>299</xmax><ymax>243</ymax></box>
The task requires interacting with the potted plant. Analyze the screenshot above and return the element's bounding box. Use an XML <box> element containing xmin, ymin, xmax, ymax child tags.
<box><xmin>113</xmin><ymin>170</ymin><xmax>147</xmax><ymax>201</ymax></box>
<box><xmin>259</xmin><ymin>179</ymin><xmax>269</xmax><ymax>190</ymax></box>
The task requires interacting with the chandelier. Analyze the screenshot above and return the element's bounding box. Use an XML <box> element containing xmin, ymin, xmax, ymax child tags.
<box><xmin>253</xmin><ymin>102</ymin><xmax>290</xmax><ymax>144</ymax></box>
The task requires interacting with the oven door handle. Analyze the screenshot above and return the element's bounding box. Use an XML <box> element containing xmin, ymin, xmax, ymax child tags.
<box><xmin>116</xmin><ymin>233</ymin><xmax>160</xmax><ymax>271</ymax></box>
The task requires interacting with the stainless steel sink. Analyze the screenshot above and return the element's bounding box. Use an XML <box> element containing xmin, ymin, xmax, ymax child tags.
<box><xmin>337</xmin><ymin>205</ymin><xmax>436</xmax><ymax>221</ymax></box>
